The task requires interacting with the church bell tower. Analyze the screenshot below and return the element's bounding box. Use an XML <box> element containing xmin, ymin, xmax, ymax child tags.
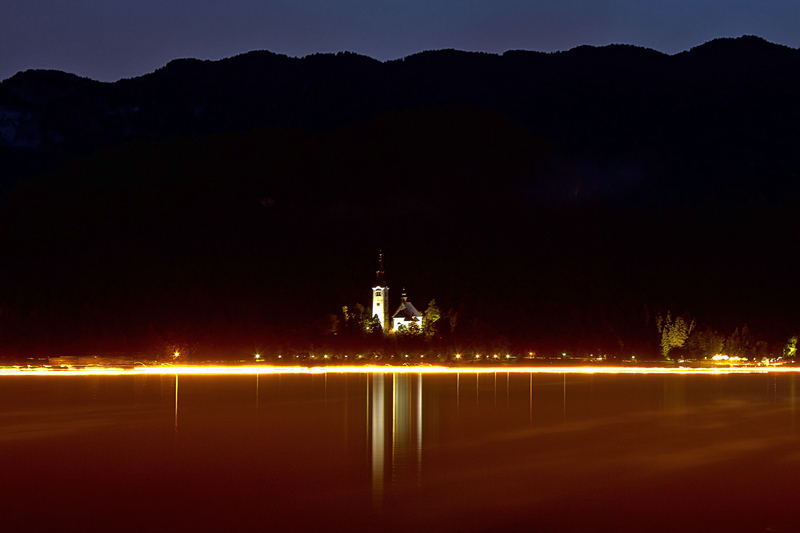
<box><xmin>372</xmin><ymin>252</ymin><xmax>390</xmax><ymax>332</ymax></box>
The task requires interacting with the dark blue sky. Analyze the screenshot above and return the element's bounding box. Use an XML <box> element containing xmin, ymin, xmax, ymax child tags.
<box><xmin>2</xmin><ymin>0</ymin><xmax>799</xmax><ymax>82</ymax></box>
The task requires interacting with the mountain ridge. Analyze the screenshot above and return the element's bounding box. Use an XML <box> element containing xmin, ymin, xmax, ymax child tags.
<box><xmin>2</xmin><ymin>35</ymin><xmax>798</xmax><ymax>190</ymax></box>
<box><xmin>1</xmin><ymin>35</ymin><xmax>799</xmax><ymax>358</ymax></box>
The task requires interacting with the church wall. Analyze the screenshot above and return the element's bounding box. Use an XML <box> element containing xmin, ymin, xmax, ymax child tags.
<box><xmin>393</xmin><ymin>316</ymin><xmax>422</xmax><ymax>331</ymax></box>
<box><xmin>372</xmin><ymin>286</ymin><xmax>389</xmax><ymax>332</ymax></box>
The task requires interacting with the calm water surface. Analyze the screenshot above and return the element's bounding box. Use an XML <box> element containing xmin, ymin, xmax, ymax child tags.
<box><xmin>1</xmin><ymin>372</ymin><xmax>799</xmax><ymax>532</ymax></box>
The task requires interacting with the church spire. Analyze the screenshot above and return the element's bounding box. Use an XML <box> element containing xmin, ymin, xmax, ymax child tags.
<box><xmin>375</xmin><ymin>250</ymin><xmax>387</xmax><ymax>287</ymax></box>
<box><xmin>372</xmin><ymin>251</ymin><xmax>389</xmax><ymax>332</ymax></box>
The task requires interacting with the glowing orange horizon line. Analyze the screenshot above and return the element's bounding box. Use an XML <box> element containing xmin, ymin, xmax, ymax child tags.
<box><xmin>0</xmin><ymin>365</ymin><xmax>798</xmax><ymax>377</ymax></box>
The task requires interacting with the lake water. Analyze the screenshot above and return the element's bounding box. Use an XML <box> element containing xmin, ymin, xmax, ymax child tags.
<box><xmin>1</xmin><ymin>370</ymin><xmax>799</xmax><ymax>532</ymax></box>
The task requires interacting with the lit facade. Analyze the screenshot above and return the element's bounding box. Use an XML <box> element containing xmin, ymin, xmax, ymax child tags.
<box><xmin>392</xmin><ymin>289</ymin><xmax>423</xmax><ymax>331</ymax></box>
<box><xmin>372</xmin><ymin>253</ymin><xmax>390</xmax><ymax>332</ymax></box>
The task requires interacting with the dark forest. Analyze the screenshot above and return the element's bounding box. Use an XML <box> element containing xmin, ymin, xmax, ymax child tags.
<box><xmin>1</xmin><ymin>36</ymin><xmax>799</xmax><ymax>362</ymax></box>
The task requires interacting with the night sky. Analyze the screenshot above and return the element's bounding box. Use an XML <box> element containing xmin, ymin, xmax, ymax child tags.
<box><xmin>2</xmin><ymin>0</ymin><xmax>800</xmax><ymax>82</ymax></box>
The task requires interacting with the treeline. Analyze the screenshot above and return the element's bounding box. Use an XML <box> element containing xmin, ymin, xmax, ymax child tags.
<box><xmin>657</xmin><ymin>311</ymin><xmax>792</xmax><ymax>362</ymax></box>
<box><xmin>240</xmin><ymin>299</ymin><xmax>515</xmax><ymax>364</ymax></box>
<box><xmin>2</xmin><ymin>48</ymin><xmax>800</xmax><ymax>360</ymax></box>
<box><xmin>1</xmin><ymin>289</ymin><xmax>793</xmax><ymax>364</ymax></box>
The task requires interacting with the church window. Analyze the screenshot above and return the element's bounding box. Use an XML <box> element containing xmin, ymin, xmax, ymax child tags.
<box><xmin>376</xmin><ymin>291</ymin><xmax>381</xmax><ymax>296</ymax></box>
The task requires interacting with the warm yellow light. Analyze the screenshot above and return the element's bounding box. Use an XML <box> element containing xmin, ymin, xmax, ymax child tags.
<box><xmin>174</xmin><ymin>352</ymin><xmax>180</xmax><ymax>358</ymax></box>
<box><xmin>455</xmin><ymin>354</ymin><xmax>461</xmax><ymax>359</ymax></box>
<box><xmin>3</xmin><ymin>365</ymin><xmax>799</xmax><ymax>377</ymax></box>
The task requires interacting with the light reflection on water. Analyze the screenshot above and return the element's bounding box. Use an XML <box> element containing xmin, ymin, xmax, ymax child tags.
<box><xmin>1</xmin><ymin>372</ymin><xmax>800</xmax><ymax>532</ymax></box>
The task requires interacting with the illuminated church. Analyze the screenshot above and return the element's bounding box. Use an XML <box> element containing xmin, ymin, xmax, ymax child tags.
<box><xmin>371</xmin><ymin>253</ymin><xmax>423</xmax><ymax>333</ymax></box>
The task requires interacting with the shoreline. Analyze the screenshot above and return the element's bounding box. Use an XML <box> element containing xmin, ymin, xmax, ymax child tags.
<box><xmin>1</xmin><ymin>363</ymin><xmax>798</xmax><ymax>376</ymax></box>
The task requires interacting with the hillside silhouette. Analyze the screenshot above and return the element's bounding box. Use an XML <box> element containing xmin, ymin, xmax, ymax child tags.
<box><xmin>0</xmin><ymin>36</ymin><xmax>799</xmax><ymax>359</ymax></box>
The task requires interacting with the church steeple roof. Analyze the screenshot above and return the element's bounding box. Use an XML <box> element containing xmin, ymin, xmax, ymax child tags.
<box><xmin>374</xmin><ymin>251</ymin><xmax>387</xmax><ymax>287</ymax></box>
<box><xmin>392</xmin><ymin>289</ymin><xmax>422</xmax><ymax>320</ymax></box>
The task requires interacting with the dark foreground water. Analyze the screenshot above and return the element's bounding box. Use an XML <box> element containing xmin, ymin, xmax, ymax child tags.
<box><xmin>1</xmin><ymin>371</ymin><xmax>799</xmax><ymax>532</ymax></box>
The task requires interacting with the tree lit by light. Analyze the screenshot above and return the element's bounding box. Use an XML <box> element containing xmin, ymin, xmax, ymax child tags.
<box><xmin>656</xmin><ymin>311</ymin><xmax>696</xmax><ymax>359</ymax></box>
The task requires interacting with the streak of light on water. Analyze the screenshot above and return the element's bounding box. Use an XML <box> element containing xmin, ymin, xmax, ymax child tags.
<box><xmin>1</xmin><ymin>365</ymin><xmax>799</xmax><ymax>376</ymax></box>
